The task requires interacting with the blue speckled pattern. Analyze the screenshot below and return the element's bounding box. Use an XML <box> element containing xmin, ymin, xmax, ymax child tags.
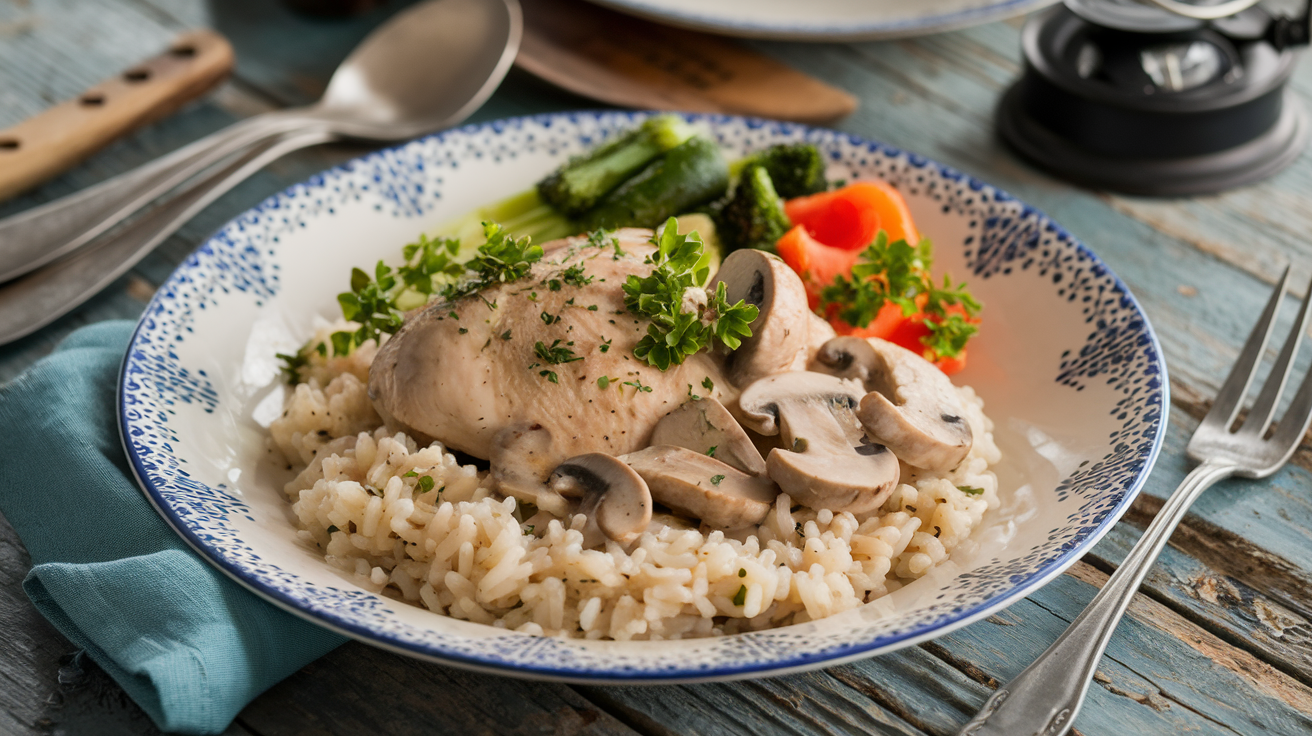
<box><xmin>119</xmin><ymin>112</ymin><xmax>1168</xmax><ymax>682</ymax></box>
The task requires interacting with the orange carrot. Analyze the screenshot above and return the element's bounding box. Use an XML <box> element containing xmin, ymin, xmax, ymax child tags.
<box><xmin>776</xmin><ymin>225</ymin><xmax>860</xmax><ymax>308</ymax></box>
<box><xmin>783</xmin><ymin>180</ymin><xmax>920</xmax><ymax>251</ymax></box>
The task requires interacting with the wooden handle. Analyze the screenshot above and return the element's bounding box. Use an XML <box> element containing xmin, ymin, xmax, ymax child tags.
<box><xmin>517</xmin><ymin>0</ymin><xmax>857</xmax><ymax>124</ymax></box>
<box><xmin>0</xmin><ymin>30</ymin><xmax>234</xmax><ymax>202</ymax></box>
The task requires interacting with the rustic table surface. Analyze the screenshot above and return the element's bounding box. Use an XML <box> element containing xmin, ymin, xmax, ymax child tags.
<box><xmin>3</xmin><ymin>1</ymin><xmax>1312</xmax><ymax>734</ymax></box>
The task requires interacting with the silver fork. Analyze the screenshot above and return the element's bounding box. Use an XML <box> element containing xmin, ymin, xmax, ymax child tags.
<box><xmin>958</xmin><ymin>267</ymin><xmax>1312</xmax><ymax>736</ymax></box>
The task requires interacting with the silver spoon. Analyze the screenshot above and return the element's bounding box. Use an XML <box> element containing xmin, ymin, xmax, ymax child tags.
<box><xmin>0</xmin><ymin>0</ymin><xmax>522</xmax><ymax>284</ymax></box>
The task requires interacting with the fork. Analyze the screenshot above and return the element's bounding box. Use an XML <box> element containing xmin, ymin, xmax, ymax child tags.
<box><xmin>958</xmin><ymin>267</ymin><xmax>1312</xmax><ymax>736</ymax></box>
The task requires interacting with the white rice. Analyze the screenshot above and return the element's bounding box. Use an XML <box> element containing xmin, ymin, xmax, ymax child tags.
<box><xmin>271</xmin><ymin>324</ymin><xmax>1001</xmax><ymax>640</ymax></box>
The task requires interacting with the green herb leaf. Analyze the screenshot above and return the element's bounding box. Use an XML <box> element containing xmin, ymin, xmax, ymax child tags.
<box><xmin>540</xmin><ymin>370</ymin><xmax>559</xmax><ymax>383</ymax></box>
<box><xmin>958</xmin><ymin>485</ymin><xmax>985</xmax><ymax>496</ymax></box>
<box><xmin>732</xmin><ymin>584</ymin><xmax>747</xmax><ymax>606</ymax></box>
<box><xmin>738</xmin><ymin>567</ymin><xmax>747</xmax><ymax>578</ymax></box>
<box><xmin>535</xmin><ymin>339</ymin><xmax>584</xmax><ymax>364</ymax></box>
<box><xmin>707</xmin><ymin>446</ymin><xmax>717</xmax><ymax>457</ymax></box>
<box><xmin>621</xmin><ymin>220</ymin><xmax>758</xmax><ymax>370</ymax></box>
<box><xmin>711</xmin><ymin>474</ymin><xmax>726</xmax><ymax>486</ymax></box>
<box><xmin>701</xmin><ymin>376</ymin><xmax>714</xmax><ymax>392</ymax></box>
<box><xmin>403</xmin><ymin>470</ymin><xmax>419</xmax><ymax>478</ymax></box>
<box><xmin>326</xmin><ymin>525</ymin><xmax>339</xmax><ymax>534</ymax></box>
<box><xmin>417</xmin><ymin>476</ymin><xmax>435</xmax><ymax>493</ymax></box>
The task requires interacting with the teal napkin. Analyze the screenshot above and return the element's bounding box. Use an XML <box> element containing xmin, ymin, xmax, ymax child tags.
<box><xmin>0</xmin><ymin>321</ymin><xmax>345</xmax><ymax>735</ymax></box>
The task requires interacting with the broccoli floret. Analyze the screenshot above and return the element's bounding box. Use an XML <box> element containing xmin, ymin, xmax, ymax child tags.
<box><xmin>715</xmin><ymin>163</ymin><xmax>792</xmax><ymax>253</ymax></box>
<box><xmin>736</xmin><ymin>143</ymin><xmax>827</xmax><ymax>199</ymax></box>
<box><xmin>537</xmin><ymin>115</ymin><xmax>695</xmax><ymax>217</ymax></box>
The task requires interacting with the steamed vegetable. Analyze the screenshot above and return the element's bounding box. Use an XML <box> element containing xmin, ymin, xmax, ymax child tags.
<box><xmin>582</xmin><ymin>137</ymin><xmax>729</xmax><ymax>230</ymax></box>
<box><xmin>436</xmin><ymin>189</ymin><xmax>576</xmax><ymax>256</ymax></box>
<box><xmin>735</xmin><ymin>142</ymin><xmax>827</xmax><ymax>199</ymax></box>
<box><xmin>784</xmin><ymin>180</ymin><xmax>919</xmax><ymax>251</ymax></box>
<box><xmin>715</xmin><ymin>163</ymin><xmax>792</xmax><ymax>254</ymax></box>
<box><xmin>538</xmin><ymin>115</ymin><xmax>695</xmax><ymax>217</ymax></box>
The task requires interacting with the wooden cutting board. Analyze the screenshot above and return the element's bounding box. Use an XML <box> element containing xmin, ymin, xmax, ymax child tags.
<box><xmin>0</xmin><ymin>30</ymin><xmax>233</xmax><ymax>202</ymax></box>
<box><xmin>517</xmin><ymin>0</ymin><xmax>858</xmax><ymax>123</ymax></box>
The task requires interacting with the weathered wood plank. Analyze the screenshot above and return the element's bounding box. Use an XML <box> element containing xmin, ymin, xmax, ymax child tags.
<box><xmin>577</xmin><ymin>670</ymin><xmax>927</xmax><ymax>736</ymax></box>
<box><xmin>239</xmin><ymin>642</ymin><xmax>637</xmax><ymax>736</ymax></box>
<box><xmin>1087</xmin><ymin>513</ymin><xmax>1312</xmax><ymax>687</ymax></box>
<box><xmin>921</xmin><ymin>562</ymin><xmax>1312</xmax><ymax>736</ymax></box>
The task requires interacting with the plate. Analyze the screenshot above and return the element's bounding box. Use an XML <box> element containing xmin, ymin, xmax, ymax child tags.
<box><xmin>119</xmin><ymin>111</ymin><xmax>1167</xmax><ymax>682</ymax></box>
<box><xmin>584</xmin><ymin>0</ymin><xmax>1059</xmax><ymax>41</ymax></box>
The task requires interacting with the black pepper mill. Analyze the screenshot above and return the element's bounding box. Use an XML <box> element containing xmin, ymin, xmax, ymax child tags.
<box><xmin>997</xmin><ymin>0</ymin><xmax>1312</xmax><ymax>195</ymax></box>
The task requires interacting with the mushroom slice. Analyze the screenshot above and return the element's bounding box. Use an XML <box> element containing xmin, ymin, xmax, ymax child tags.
<box><xmin>549</xmin><ymin>454</ymin><xmax>653</xmax><ymax>547</ymax></box>
<box><xmin>622</xmin><ymin>446</ymin><xmax>777</xmax><ymax>530</ymax></box>
<box><xmin>709</xmin><ymin>249</ymin><xmax>811</xmax><ymax>387</ymax></box>
<box><xmin>650</xmin><ymin>397</ymin><xmax>767</xmax><ymax>476</ymax></box>
<box><xmin>815</xmin><ymin>336</ymin><xmax>973</xmax><ymax>472</ymax></box>
<box><xmin>739</xmin><ymin>372</ymin><xmax>900</xmax><ymax>515</ymax></box>
<box><xmin>489</xmin><ymin>423</ymin><xmax>570</xmax><ymax>517</ymax></box>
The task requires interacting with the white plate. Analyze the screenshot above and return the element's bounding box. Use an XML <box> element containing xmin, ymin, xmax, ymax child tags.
<box><xmin>120</xmin><ymin>111</ymin><xmax>1167</xmax><ymax>682</ymax></box>
<box><xmin>585</xmin><ymin>0</ymin><xmax>1058</xmax><ymax>40</ymax></box>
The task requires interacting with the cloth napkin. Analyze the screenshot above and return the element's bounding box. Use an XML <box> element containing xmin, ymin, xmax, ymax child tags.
<box><xmin>0</xmin><ymin>321</ymin><xmax>345</xmax><ymax>735</ymax></box>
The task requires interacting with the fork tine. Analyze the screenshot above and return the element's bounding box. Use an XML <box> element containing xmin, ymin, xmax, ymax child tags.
<box><xmin>1240</xmin><ymin>274</ymin><xmax>1312</xmax><ymax>437</ymax></box>
<box><xmin>1267</xmin><ymin>343</ymin><xmax>1312</xmax><ymax>457</ymax></box>
<box><xmin>1206</xmin><ymin>266</ymin><xmax>1290</xmax><ymax>428</ymax></box>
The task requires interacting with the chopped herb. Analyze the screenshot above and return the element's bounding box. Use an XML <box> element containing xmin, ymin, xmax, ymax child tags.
<box><xmin>623</xmin><ymin>378</ymin><xmax>653</xmax><ymax>393</ymax></box>
<box><xmin>707</xmin><ymin>446</ymin><xmax>718</xmax><ymax>457</ymax></box>
<box><xmin>315</xmin><ymin>342</ymin><xmax>328</xmax><ymax>357</ymax></box>
<box><xmin>711</xmin><ymin>474</ymin><xmax>726</xmax><ymax>486</ymax></box>
<box><xmin>560</xmin><ymin>263</ymin><xmax>594</xmax><ymax>287</ymax></box>
<box><xmin>732</xmin><ymin>584</ymin><xmax>747</xmax><ymax>606</ymax></box>
<box><xmin>417</xmin><ymin>476</ymin><xmax>435</xmax><ymax>493</ymax></box>
<box><xmin>540</xmin><ymin>370</ymin><xmax>559</xmax><ymax>383</ymax></box>
<box><xmin>738</xmin><ymin>568</ymin><xmax>747</xmax><ymax>578</ymax></box>
<box><xmin>587</xmin><ymin>228</ymin><xmax>623</xmax><ymax>259</ymax></box>
<box><xmin>687</xmin><ymin>383</ymin><xmax>701</xmax><ymax>401</ymax></box>
<box><xmin>524</xmin><ymin>525</ymin><xmax>535</xmax><ymax>536</ymax></box>
<box><xmin>540</xmin><ymin>311</ymin><xmax>561</xmax><ymax>326</ymax></box>
<box><xmin>500</xmin><ymin>329</ymin><xmax>513</xmax><ymax>340</ymax></box>
<box><xmin>326</xmin><ymin>525</ymin><xmax>339</xmax><ymax>534</ymax></box>
<box><xmin>587</xmin><ymin>305</ymin><xmax>599</xmax><ymax>311</ymax></box>
<box><xmin>458</xmin><ymin>327</ymin><xmax>469</xmax><ymax>334</ymax></box>
<box><xmin>528</xmin><ymin>292</ymin><xmax>538</xmax><ymax>302</ymax></box>
<box><xmin>442</xmin><ymin>222</ymin><xmax>544</xmax><ymax>301</ymax></box>
<box><xmin>792</xmin><ymin>437</ymin><xmax>809</xmax><ymax>453</ymax></box>
<box><xmin>958</xmin><ymin>485</ymin><xmax>985</xmax><ymax>496</ymax></box>
<box><xmin>621</xmin><ymin>219</ymin><xmax>758</xmax><ymax>370</ymax></box>
<box><xmin>276</xmin><ymin>348</ymin><xmax>311</xmax><ymax>385</ymax></box>
<box><xmin>535</xmin><ymin>339</ymin><xmax>584</xmax><ymax>364</ymax></box>
<box><xmin>701</xmin><ymin>376</ymin><xmax>714</xmax><ymax>392</ymax></box>
<box><xmin>449</xmin><ymin>311</ymin><xmax>459</xmax><ymax>320</ymax></box>
<box><xmin>597</xmin><ymin>376</ymin><xmax>619</xmax><ymax>389</ymax></box>
<box><xmin>818</xmin><ymin>231</ymin><xmax>981</xmax><ymax>361</ymax></box>
<box><xmin>403</xmin><ymin>470</ymin><xmax>419</xmax><ymax>478</ymax></box>
<box><xmin>600</xmin><ymin>337</ymin><xmax>612</xmax><ymax>353</ymax></box>
<box><xmin>547</xmin><ymin>279</ymin><xmax>563</xmax><ymax>291</ymax></box>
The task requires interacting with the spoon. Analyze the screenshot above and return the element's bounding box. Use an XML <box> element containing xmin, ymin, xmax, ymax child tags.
<box><xmin>0</xmin><ymin>0</ymin><xmax>522</xmax><ymax>284</ymax></box>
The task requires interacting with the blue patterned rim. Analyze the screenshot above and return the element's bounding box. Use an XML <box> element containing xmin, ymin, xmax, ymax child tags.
<box><xmin>119</xmin><ymin>111</ymin><xmax>1168</xmax><ymax>682</ymax></box>
<box><xmin>587</xmin><ymin>0</ymin><xmax>1057</xmax><ymax>40</ymax></box>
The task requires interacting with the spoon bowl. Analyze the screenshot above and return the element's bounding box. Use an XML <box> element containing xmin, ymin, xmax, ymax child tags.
<box><xmin>0</xmin><ymin>0</ymin><xmax>521</xmax><ymax>287</ymax></box>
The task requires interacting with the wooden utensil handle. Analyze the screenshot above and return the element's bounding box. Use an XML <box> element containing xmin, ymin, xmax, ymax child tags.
<box><xmin>0</xmin><ymin>30</ymin><xmax>234</xmax><ymax>202</ymax></box>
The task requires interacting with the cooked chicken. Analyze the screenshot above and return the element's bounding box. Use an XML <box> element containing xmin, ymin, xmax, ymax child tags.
<box><xmin>369</xmin><ymin>228</ymin><xmax>735</xmax><ymax>514</ymax></box>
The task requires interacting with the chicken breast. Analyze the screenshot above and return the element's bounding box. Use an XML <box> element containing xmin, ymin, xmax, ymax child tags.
<box><xmin>369</xmin><ymin>228</ymin><xmax>735</xmax><ymax>513</ymax></box>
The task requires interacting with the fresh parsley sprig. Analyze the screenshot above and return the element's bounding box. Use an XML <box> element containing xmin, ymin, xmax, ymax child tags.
<box><xmin>818</xmin><ymin>230</ymin><xmax>981</xmax><ymax>361</ymax></box>
<box><xmin>621</xmin><ymin>219</ymin><xmax>759</xmax><ymax>370</ymax></box>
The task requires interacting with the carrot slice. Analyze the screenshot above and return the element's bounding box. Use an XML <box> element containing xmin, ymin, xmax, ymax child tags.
<box><xmin>776</xmin><ymin>225</ymin><xmax>860</xmax><ymax>308</ymax></box>
<box><xmin>783</xmin><ymin>181</ymin><xmax>920</xmax><ymax>251</ymax></box>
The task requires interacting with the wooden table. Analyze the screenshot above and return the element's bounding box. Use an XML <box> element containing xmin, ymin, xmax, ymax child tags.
<box><xmin>3</xmin><ymin>1</ymin><xmax>1312</xmax><ymax>734</ymax></box>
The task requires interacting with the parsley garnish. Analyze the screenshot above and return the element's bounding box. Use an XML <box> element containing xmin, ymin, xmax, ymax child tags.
<box><xmin>958</xmin><ymin>485</ymin><xmax>985</xmax><ymax>496</ymax></box>
<box><xmin>701</xmin><ymin>376</ymin><xmax>714</xmax><ymax>392</ymax></box>
<box><xmin>711</xmin><ymin>474</ymin><xmax>725</xmax><ymax>486</ymax></box>
<box><xmin>276</xmin><ymin>347</ymin><xmax>312</xmax><ymax>385</ymax></box>
<box><xmin>326</xmin><ymin>525</ymin><xmax>339</xmax><ymax>534</ymax></box>
<box><xmin>707</xmin><ymin>446</ymin><xmax>717</xmax><ymax>457</ymax></box>
<box><xmin>443</xmin><ymin>222</ymin><xmax>543</xmax><ymax>301</ymax></box>
<box><xmin>403</xmin><ymin>470</ymin><xmax>419</xmax><ymax>478</ymax></box>
<box><xmin>621</xmin><ymin>219</ymin><xmax>758</xmax><ymax>370</ymax></box>
<box><xmin>623</xmin><ymin>378</ymin><xmax>653</xmax><ymax>393</ymax></box>
<box><xmin>524</xmin><ymin>525</ymin><xmax>535</xmax><ymax>536</ymax></box>
<box><xmin>540</xmin><ymin>370</ymin><xmax>559</xmax><ymax>383</ymax></box>
<box><xmin>540</xmin><ymin>311</ymin><xmax>561</xmax><ymax>326</ymax></box>
<box><xmin>416</xmin><ymin>476</ymin><xmax>436</xmax><ymax>494</ymax></box>
<box><xmin>732</xmin><ymin>585</ymin><xmax>747</xmax><ymax>606</ymax></box>
<box><xmin>535</xmin><ymin>339</ymin><xmax>583</xmax><ymax>364</ymax></box>
<box><xmin>599</xmin><ymin>337</ymin><xmax>612</xmax><ymax>353</ymax></box>
<box><xmin>597</xmin><ymin>376</ymin><xmax>618</xmax><ymax>389</ymax></box>
<box><xmin>818</xmin><ymin>230</ymin><xmax>981</xmax><ymax>361</ymax></box>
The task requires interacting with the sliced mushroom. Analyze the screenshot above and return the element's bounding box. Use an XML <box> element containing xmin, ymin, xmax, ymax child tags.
<box><xmin>814</xmin><ymin>336</ymin><xmax>973</xmax><ymax>472</ymax></box>
<box><xmin>549</xmin><ymin>453</ymin><xmax>652</xmax><ymax>547</ymax></box>
<box><xmin>489</xmin><ymin>423</ymin><xmax>570</xmax><ymax>517</ymax></box>
<box><xmin>739</xmin><ymin>372</ymin><xmax>900</xmax><ymax>515</ymax></box>
<box><xmin>649</xmin><ymin>397</ymin><xmax>767</xmax><ymax>476</ymax></box>
<box><xmin>622</xmin><ymin>445</ymin><xmax>778</xmax><ymax>530</ymax></box>
<box><xmin>709</xmin><ymin>249</ymin><xmax>811</xmax><ymax>387</ymax></box>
